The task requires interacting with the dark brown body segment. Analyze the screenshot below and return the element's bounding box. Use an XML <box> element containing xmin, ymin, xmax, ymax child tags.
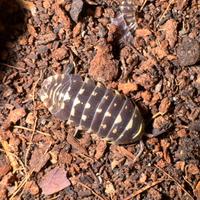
<box><xmin>39</xmin><ymin>74</ymin><xmax>144</xmax><ymax>144</ymax></box>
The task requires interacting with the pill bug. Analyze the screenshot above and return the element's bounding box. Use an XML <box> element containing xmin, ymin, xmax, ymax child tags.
<box><xmin>120</xmin><ymin>0</ymin><xmax>137</xmax><ymax>28</ymax></box>
<box><xmin>111</xmin><ymin>0</ymin><xmax>137</xmax><ymax>44</ymax></box>
<box><xmin>39</xmin><ymin>73</ymin><xmax>144</xmax><ymax>145</ymax></box>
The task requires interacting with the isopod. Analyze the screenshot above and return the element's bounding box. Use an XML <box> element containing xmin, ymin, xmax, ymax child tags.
<box><xmin>39</xmin><ymin>73</ymin><xmax>144</xmax><ymax>145</ymax></box>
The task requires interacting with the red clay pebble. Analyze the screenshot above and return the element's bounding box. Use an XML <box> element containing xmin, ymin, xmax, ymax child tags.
<box><xmin>24</xmin><ymin>180</ymin><xmax>40</xmax><ymax>195</ymax></box>
<box><xmin>176</xmin><ymin>37</ymin><xmax>200</xmax><ymax>67</ymax></box>
<box><xmin>52</xmin><ymin>47</ymin><xmax>68</xmax><ymax>61</ymax></box>
<box><xmin>0</xmin><ymin>154</ymin><xmax>11</xmax><ymax>179</ymax></box>
<box><xmin>89</xmin><ymin>44</ymin><xmax>118</xmax><ymax>82</ymax></box>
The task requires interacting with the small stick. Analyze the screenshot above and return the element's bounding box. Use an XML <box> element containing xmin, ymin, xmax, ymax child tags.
<box><xmin>140</xmin><ymin>0</ymin><xmax>149</xmax><ymax>11</ymax></box>
<box><xmin>9</xmin><ymin>171</ymin><xmax>33</xmax><ymax>199</ymax></box>
<box><xmin>0</xmin><ymin>148</ymin><xmax>25</xmax><ymax>173</ymax></box>
<box><xmin>123</xmin><ymin>178</ymin><xmax>164</xmax><ymax>200</ymax></box>
<box><xmin>24</xmin><ymin>117</ymin><xmax>38</xmax><ymax>167</ymax></box>
<box><xmin>14</xmin><ymin>125</ymin><xmax>51</xmax><ymax>136</ymax></box>
<box><xmin>156</xmin><ymin>0</ymin><xmax>174</xmax><ymax>28</ymax></box>
<box><xmin>77</xmin><ymin>181</ymin><xmax>108</xmax><ymax>200</ymax></box>
<box><xmin>155</xmin><ymin>164</ymin><xmax>194</xmax><ymax>200</ymax></box>
<box><xmin>0</xmin><ymin>63</ymin><xmax>25</xmax><ymax>71</ymax></box>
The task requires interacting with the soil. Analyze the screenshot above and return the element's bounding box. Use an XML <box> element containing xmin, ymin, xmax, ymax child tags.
<box><xmin>0</xmin><ymin>0</ymin><xmax>200</xmax><ymax>199</ymax></box>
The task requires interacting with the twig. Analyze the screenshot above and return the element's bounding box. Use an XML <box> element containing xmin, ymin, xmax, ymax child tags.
<box><xmin>123</xmin><ymin>178</ymin><xmax>164</xmax><ymax>200</ymax></box>
<box><xmin>77</xmin><ymin>181</ymin><xmax>108</xmax><ymax>200</ymax></box>
<box><xmin>156</xmin><ymin>0</ymin><xmax>174</xmax><ymax>28</ymax></box>
<box><xmin>0</xmin><ymin>63</ymin><xmax>25</xmax><ymax>71</ymax></box>
<box><xmin>72</xmin><ymin>152</ymin><xmax>94</xmax><ymax>162</ymax></box>
<box><xmin>0</xmin><ymin>148</ymin><xmax>26</xmax><ymax>173</ymax></box>
<box><xmin>155</xmin><ymin>164</ymin><xmax>195</xmax><ymax>200</ymax></box>
<box><xmin>0</xmin><ymin>140</ymin><xmax>20</xmax><ymax>172</ymax></box>
<box><xmin>14</xmin><ymin>125</ymin><xmax>51</xmax><ymax>136</ymax></box>
<box><xmin>24</xmin><ymin>117</ymin><xmax>38</xmax><ymax>167</ymax></box>
<box><xmin>140</xmin><ymin>0</ymin><xmax>149</xmax><ymax>11</ymax></box>
<box><xmin>25</xmin><ymin>72</ymin><xmax>42</xmax><ymax>167</ymax></box>
<box><xmin>9</xmin><ymin>171</ymin><xmax>33</xmax><ymax>200</ymax></box>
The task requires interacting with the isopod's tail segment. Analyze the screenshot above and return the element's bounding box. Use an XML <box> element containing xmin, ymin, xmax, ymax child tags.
<box><xmin>114</xmin><ymin>102</ymin><xmax>145</xmax><ymax>145</ymax></box>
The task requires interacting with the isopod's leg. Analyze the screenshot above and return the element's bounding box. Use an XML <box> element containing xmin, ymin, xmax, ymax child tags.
<box><xmin>132</xmin><ymin>140</ymin><xmax>144</xmax><ymax>163</ymax></box>
<box><xmin>67</xmin><ymin>128</ymin><xmax>88</xmax><ymax>155</ymax></box>
<box><xmin>145</xmin><ymin>123</ymin><xmax>173</xmax><ymax>138</ymax></box>
<box><xmin>65</xmin><ymin>63</ymin><xmax>75</xmax><ymax>75</ymax></box>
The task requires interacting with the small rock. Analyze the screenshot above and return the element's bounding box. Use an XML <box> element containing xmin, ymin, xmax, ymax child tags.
<box><xmin>26</xmin><ymin>112</ymin><xmax>35</xmax><ymax>125</ymax></box>
<box><xmin>189</xmin><ymin>120</ymin><xmax>200</xmax><ymax>132</ymax></box>
<box><xmin>94</xmin><ymin>140</ymin><xmax>107</xmax><ymax>160</ymax></box>
<box><xmin>73</xmin><ymin>22</ymin><xmax>82</xmax><ymax>37</ymax></box>
<box><xmin>69</xmin><ymin>0</ymin><xmax>83</xmax><ymax>22</ymax></box>
<box><xmin>175</xmin><ymin>161</ymin><xmax>185</xmax><ymax>171</ymax></box>
<box><xmin>24</xmin><ymin>180</ymin><xmax>39</xmax><ymax>195</ymax></box>
<box><xmin>177</xmin><ymin>129</ymin><xmax>187</xmax><ymax>137</ymax></box>
<box><xmin>194</xmin><ymin>181</ymin><xmax>200</xmax><ymax>199</ymax></box>
<box><xmin>118</xmin><ymin>82</ymin><xmax>138</xmax><ymax>95</ymax></box>
<box><xmin>105</xmin><ymin>181</ymin><xmax>115</xmax><ymax>196</ymax></box>
<box><xmin>161</xmin><ymin>19</ymin><xmax>177</xmax><ymax>48</ymax></box>
<box><xmin>141</xmin><ymin>91</ymin><xmax>152</xmax><ymax>105</ymax></box>
<box><xmin>177</xmin><ymin>37</ymin><xmax>200</xmax><ymax>67</ymax></box>
<box><xmin>39</xmin><ymin>167</ymin><xmax>71</xmax><ymax>195</ymax></box>
<box><xmin>135</xmin><ymin>28</ymin><xmax>152</xmax><ymax>37</ymax></box>
<box><xmin>139</xmin><ymin>173</ymin><xmax>147</xmax><ymax>184</ymax></box>
<box><xmin>52</xmin><ymin>47</ymin><xmax>68</xmax><ymax>61</ymax></box>
<box><xmin>94</xmin><ymin>6</ymin><xmax>102</xmax><ymax>18</ymax></box>
<box><xmin>37</xmin><ymin>33</ymin><xmax>56</xmax><ymax>45</ymax></box>
<box><xmin>159</xmin><ymin>97</ymin><xmax>171</xmax><ymax>114</ymax></box>
<box><xmin>187</xmin><ymin>163</ymin><xmax>199</xmax><ymax>175</ymax></box>
<box><xmin>0</xmin><ymin>154</ymin><xmax>11</xmax><ymax>178</ymax></box>
<box><xmin>89</xmin><ymin>44</ymin><xmax>118</xmax><ymax>82</ymax></box>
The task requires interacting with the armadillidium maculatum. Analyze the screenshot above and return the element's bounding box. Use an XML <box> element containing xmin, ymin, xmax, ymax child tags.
<box><xmin>39</xmin><ymin>74</ymin><xmax>144</xmax><ymax>145</ymax></box>
<box><xmin>120</xmin><ymin>0</ymin><xmax>137</xmax><ymax>29</ymax></box>
<box><xmin>111</xmin><ymin>0</ymin><xmax>137</xmax><ymax>44</ymax></box>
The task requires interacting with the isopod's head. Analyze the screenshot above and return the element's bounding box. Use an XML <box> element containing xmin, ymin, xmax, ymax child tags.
<box><xmin>38</xmin><ymin>74</ymin><xmax>67</xmax><ymax>115</ymax></box>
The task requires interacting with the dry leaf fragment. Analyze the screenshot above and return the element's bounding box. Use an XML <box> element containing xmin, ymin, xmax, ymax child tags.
<box><xmin>39</xmin><ymin>167</ymin><xmax>71</xmax><ymax>195</ymax></box>
<box><xmin>29</xmin><ymin>145</ymin><xmax>50</xmax><ymax>172</ymax></box>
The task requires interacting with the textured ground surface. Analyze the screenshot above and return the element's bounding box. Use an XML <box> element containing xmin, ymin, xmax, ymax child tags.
<box><xmin>0</xmin><ymin>0</ymin><xmax>200</xmax><ymax>199</ymax></box>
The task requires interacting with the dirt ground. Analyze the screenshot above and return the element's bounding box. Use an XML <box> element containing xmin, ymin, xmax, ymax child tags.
<box><xmin>0</xmin><ymin>0</ymin><xmax>200</xmax><ymax>199</ymax></box>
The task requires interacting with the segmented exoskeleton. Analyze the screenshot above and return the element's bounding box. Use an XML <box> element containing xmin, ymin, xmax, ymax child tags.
<box><xmin>39</xmin><ymin>73</ymin><xmax>144</xmax><ymax>145</ymax></box>
<box><xmin>111</xmin><ymin>0</ymin><xmax>137</xmax><ymax>44</ymax></box>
